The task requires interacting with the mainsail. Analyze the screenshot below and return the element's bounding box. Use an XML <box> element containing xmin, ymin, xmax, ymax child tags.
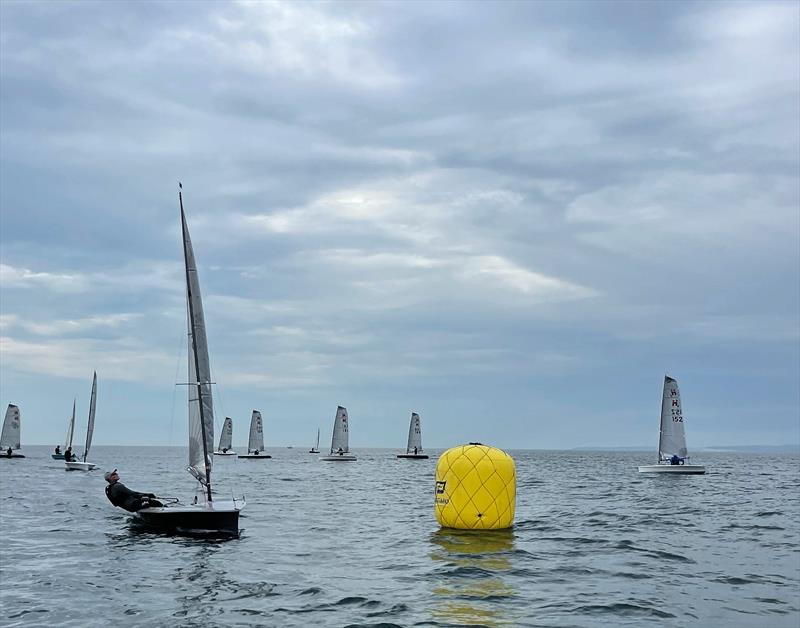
<box><xmin>181</xmin><ymin>201</ymin><xmax>215</xmax><ymax>488</ymax></box>
<box><xmin>84</xmin><ymin>372</ymin><xmax>97</xmax><ymax>462</ymax></box>
<box><xmin>658</xmin><ymin>376</ymin><xmax>688</xmax><ymax>461</ymax></box>
<box><xmin>218</xmin><ymin>417</ymin><xmax>233</xmax><ymax>451</ymax></box>
<box><xmin>330</xmin><ymin>406</ymin><xmax>349</xmax><ymax>454</ymax></box>
<box><xmin>64</xmin><ymin>399</ymin><xmax>76</xmax><ymax>451</ymax></box>
<box><xmin>0</xmin><ymin>404</ymin><xmax>20</xmax><ymax>450</ymax></box>
<box><xmin>248</xmin><ymin>411</ymin><xmax>264</xmax><ymax>453</ymax></box>
<box><xmin>406</xmin><ymin>412</ymin><xmax>423</xmax><ymax>454</ymax></box>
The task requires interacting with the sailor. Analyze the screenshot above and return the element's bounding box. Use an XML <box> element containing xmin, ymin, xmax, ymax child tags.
<box><xmin>104</xmin><ymin>470</ymin><xmax>162</xmax><ymax>512</ymax></box>
<box><xmin>414</xmin><ymin>446</ymin><xmax>418</xmax><ymax>455</ymax></box>
<box><xmin>337</xmin><ymin>447</ymin><xmax>343</xmax><ymax>455</ymax></box>
<box><xmin>254</xmin><ymin>449</ymin><xmax>259</xmax><ymax>455</ymax></box>
<box><xmin>5</xmin><ymin>447</ymin><xmax>11</xmax><ymax>457</ymax></box>
<box><xmin>55</xmin><ymin>445</ymin><xmax>61</xmax><ymax>455</ymax></box>
<box><xmin>670</xmin><ymin>454</ymin><xmax>684</xmax><ymax>465</ymax></box>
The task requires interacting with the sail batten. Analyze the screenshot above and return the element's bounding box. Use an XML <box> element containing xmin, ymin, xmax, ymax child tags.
<box><xmin>0</xmin><ymin>405</ymin><xmax>21</xmax><ymax>450</ymax></box>
<box><xmin>84</xmin><ymin>372</ymin><xmax>97</xmax><ymax>462</ymax></box>
<box><xmin>330</xmin><ymin>406</ymin><xmax>349</xmax><ymax>453</ymax></box>
<box><xmin>248</xmin><ymin>411</ymin><xmax>264</xmax><ymax>453</ymax></box>
<box><xmin>658</xmin><ymin>375</ymin><xmax>688</xmax><ymax>461</ymax></box>
<box><xmin>181</xmin><ymin>202</ymin><xmax>215</xmax><ymax>489</ymax></box>
<box><xmin>406</xmin><ymin>412</ymin><xmax>423</xmax><ymax>454</ymax></box>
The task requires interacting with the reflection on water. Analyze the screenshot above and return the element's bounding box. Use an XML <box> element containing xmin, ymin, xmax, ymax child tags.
<box><xmin>429</xmin><ymin>528</ymin><xmax>517</xmax><ymax>626</ymax></box>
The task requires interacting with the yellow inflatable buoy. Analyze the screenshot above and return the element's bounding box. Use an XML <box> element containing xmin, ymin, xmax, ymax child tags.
<box><xmin>434</xmin><ymin>443</ymin><xmax>516</xmax><ymax>530</ymax></box>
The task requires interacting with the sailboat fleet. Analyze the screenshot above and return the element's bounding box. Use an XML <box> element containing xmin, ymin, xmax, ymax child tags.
<box><xmin>2</xmin><ymin>187</ymin><xmax>711</xmax><ymax>538</ymax></box>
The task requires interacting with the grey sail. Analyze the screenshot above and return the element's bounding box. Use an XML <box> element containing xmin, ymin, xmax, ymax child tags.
<box><xmin>0</xmin><ymin>404</ymin><xmax>21</xmax><ymax>450</ymax></box>
<box><xmin>330</xmin><ymin>406</ymin><xmax>349</xmax><ymax>453</ymax></box>
<box><xmin>182</xmin><ymin>207</ymin><xmax>215</xmax><ymax>485</ymax></box>
<box><xmin>83</xmin><ymin>372</ymin><xmax>97</xmax><ymax>461</ymax></box>
<box><xmin>218</xmin><ymin>417</ymin><xmax>233</xmax><ymax>451</ymax></box>
<box><xmin>406</xmin><ymin>412</ymin><xmax>423</xmax><ymax>454</ymax></box>
<box><xmin>64</xmin><ymin>399</ymin><xmax>76</xmax><ymax>450</ymax></box>
<box><xmin>248</xmin><ymin>411</ymin><xmax>264</xmax><ymax>452</ymax></box>
<box><xmin>658</xmin><ymin>376</ymin><xmax>688</xmax><ymax>461</ymax></box>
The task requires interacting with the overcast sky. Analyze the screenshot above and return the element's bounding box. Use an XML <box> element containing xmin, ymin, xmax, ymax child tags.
<box><xmin>1</xmin><ymin>0</ymin><xmax>798</xmax><ymax>450</ymax></box>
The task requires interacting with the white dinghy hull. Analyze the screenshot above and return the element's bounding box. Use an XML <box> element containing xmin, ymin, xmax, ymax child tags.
<box><xmin>213</xmin><ymin>450</ymin><xmax>237</xmax><ymax>456</ymax></box>
<box><xmin>132</xmin><ymin>500</ymin><xmax>244</xmax><ymax>537</ymax></box>
<box><xmin>638</xmin><ymin>464</ymin><xmax>706</xmax><ymax>474</ymax></box>
<box><xmin>321</xmin><ymin>454</ymin><xmax>357</xmax><ymax>461</ymax></box>
<box><xmin>65</xmin><ymin>461</ymin><xmax>97</xmax><ymax>471</ymax></box>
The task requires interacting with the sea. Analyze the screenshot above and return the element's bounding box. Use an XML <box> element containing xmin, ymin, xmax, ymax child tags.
<box><xmin>1</xmin><ymin>447</ymin><xmax>798</xmax><ymax>627</ymax></box>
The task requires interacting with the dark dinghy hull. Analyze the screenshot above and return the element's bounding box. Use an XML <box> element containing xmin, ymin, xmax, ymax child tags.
<box><xmin>132</xmin><ymin>501</ymin><xmax>243</xmax><ymax>538</ymax></box>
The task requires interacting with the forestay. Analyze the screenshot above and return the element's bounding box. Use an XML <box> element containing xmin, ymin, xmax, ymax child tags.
<box><xmin>330</xmin><ymin>406</ymin><xmax>349</xmax><ymax>453</ymax></box>
<box><xmin>658</xmin><ymin>376</ymin><xmax>688</xmax><ymax>461</ymax></box>
<box><xmin>84</xmin><ymin>372</ymin><xmax>97</xmax><ymax>462</ymax></box>
<box><xmin>218</xmin><ymin>417</ymin><xmax>233</xmax><ymax>451</ymax></box>
<box><xmin>406</xmin><ymin>412</ymin><xmax>423</xmax><ymax>454</ymax></box>
<box><xmin>182</xmin><ymin>207</ymin><xmax>215</xmax><ymax>485</ymax></box>
<box><xmin>248</xmin><ymin>411</ymin><xmax>264</xmax><ymax>452</ymax></box>
<box><xmin>0</xmin><ymin>404</ymin><xmax>21</xmax><ymax>450</ymax></box>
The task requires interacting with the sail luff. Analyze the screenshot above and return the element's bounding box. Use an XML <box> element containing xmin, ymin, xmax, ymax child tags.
<box><xmin>181</xmin><ymin>192</ymin><xmax>214</xmax><ymax>500</ymax></box>
<box><xmin>0</xmin><ymin>404</ymin><xmax>21</xmax><ymax>450</ymax></box>
<box><xmin>65</xmin><ymin>399</ymin><xmax>76</xmax><ymax>450</ymax></box>
<box><xmin>83</xmin><ymin>372</ymin><xmax>97</xmax><ymax>462</ymax></box>
<box><xmin>657</xmin><ymin>376</ymin><xmax>667</xmax><ymax>462</ymax></box>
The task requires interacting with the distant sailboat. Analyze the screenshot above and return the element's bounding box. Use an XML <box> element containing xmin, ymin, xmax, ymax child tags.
<box><xmin>397</xmin><ymin>412</ymin><xmax>429</xmax><ymax>459</ymax></box>
<box><xmin>321</xmin><ymin>406</ymin><xmax>356</xmax><ymax>461</ymax></box>
<box><xmin>638</xmin><ymin>375</ymin><xmax>706</xmax><ymax>474</ymax></box>
<box><xmin>52</xmin><ymin>399</ymin><xmax>76</xmax><ymax>460</ymax></box>
<box><xmin>0</xmin><ymin>404</ymin><xmax>24</xmax><ymax>459</ymax></box>
<box><xmin>309</xmin><ymin>428</ymin><xmax>320</xmax><ymax>454</ymax></box>
<box><xmin>238</xmin><ymin>411</ymin><xmax>271</xmax><ymax>458</ymax></box>
<box><xmin>128</xmin><ymin>186</ymin><xmax>244</xmax><ymax>536</ymax></box>
<box><xmin>214</xmin><ymin>417</ymin><xmax>236</xmax><ymax>456</ymax></box>
<box><xmin>66</xmin><ymin>373</ymin><xmax>98</xmax><ymax>471</ymax></box>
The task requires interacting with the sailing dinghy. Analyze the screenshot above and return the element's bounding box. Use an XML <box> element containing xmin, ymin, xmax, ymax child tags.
<box><xmin>0</xmin><ymin>404</ymin><xmax>25</xmax><ymax>458</ymax></box>
<box><xmin>129</xmin><ymin>186</ymin><xmax>244</xmax><ymax>537</ymax></box>
<box><xmin>309</xmin><ymin>428</ymin><xmax>320</xmax><ymax>453</ymax></box>
<box><xmin>52</xmin><ymin>399</ymin><xmax>76</xmax><ymax>459</ymax></box>
<box><xmin>638</xmin><ymin>375</ymin><xmax>706</xmax><ymax>474</ymax></box>
<box><xmin>213</xmin><ymin>417</ymin><xmax>236</xmax><ymax>455</ymax></box>
<box><xmin>238</xmin><ymin>410</ymin><xmax>271</xmax><ymax>458</ymax></box>
<box><xmin>321</xmin><ymin>406</ymin><xmax>356</xmax><ymax>461</ymax></box>
<box><xmin>65</xmin><ymin>373</ymin><xmax>98</xmax><ymax>471</ymax></box>
<box><xmin>397</xmin><ymin>412</ymin><xmax>429</xmax><ymax>459</ymax></box>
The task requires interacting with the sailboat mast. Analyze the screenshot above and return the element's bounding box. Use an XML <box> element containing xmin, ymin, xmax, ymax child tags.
<box><xmin>180</xmin><ymin>187</ymin><xmax>213</xmax><ymax>503</ymax></box>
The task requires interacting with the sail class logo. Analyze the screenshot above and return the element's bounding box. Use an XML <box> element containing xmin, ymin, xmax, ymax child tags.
<box><xmin>436</xmin><ymin>481</ymin><xmax>446</xmax><ymax>494</ymax></box>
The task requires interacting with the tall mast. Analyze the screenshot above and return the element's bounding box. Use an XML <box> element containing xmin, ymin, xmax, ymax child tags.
<box><xmin>179</xmin><ymin>185</ymin><xmax>213</xmax><ymax>502</ymax></box>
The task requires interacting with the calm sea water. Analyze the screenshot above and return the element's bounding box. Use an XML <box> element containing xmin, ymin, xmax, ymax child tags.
<box><xmin>1</xmin><ymin>447</ymin><xmax>798</xmax><ymax>627</ymax></box>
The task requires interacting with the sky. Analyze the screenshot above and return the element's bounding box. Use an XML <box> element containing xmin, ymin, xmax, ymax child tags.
<box><xmin>0</xmin><ymin>0</ymin><xmax>798</xmax><ymax>451</ymax></box>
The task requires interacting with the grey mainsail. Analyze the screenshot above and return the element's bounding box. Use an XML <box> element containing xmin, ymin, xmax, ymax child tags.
<box><xmin>658</xmin><ymin>375</ymin><xmax>688</xmax><ymax>461</ymax></box>
<box><xmin>0</xmin><ymin>404</ymin><xmax>21</xmax><ymax>450</ymax></box>
<box><xmin>329</xmin><ymin>406</ymin><xmax>349</xmax><ymax>454</ymax></box>
<box><xmin>83</xmin><ymin>372</ymin><xmax>97</xmax><ymax>462</ymax></box>
<box><xmin>248</xmin><ymin>411</ymin><xmax>264</xmax><ymax>453</ymax></box>
<box><xmin>406</xmin><ymin>412</ymin><xmax>423</xmax><ymax>454</ymax></box>
<box><xmin>181</xmin><ymin>203</ymin><xmax>215</xmax><ymax>487</ymax></box>
<box><xmin>218</xmin><ymin>417</ymin><xmax>233</xmax><ymax>451</ymax></box>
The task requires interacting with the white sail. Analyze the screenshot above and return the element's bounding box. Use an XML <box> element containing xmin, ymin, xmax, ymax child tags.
<box><xmin>658</xmin><ymin>375</ymin><xmax>688</xmax><ymax>461</ymax></box>
<box><xmin>0</xmin><ymin>404</ymin><xmax>21</xmax><ymax>450</ymax></box>
<box><xmin>330</xmin><ymin>406</ymin><xmax>349</xmax><ymax>454</ymax></box>
<box><xmin>218</xmin><ymin>417</ymin><xmax>233</xmax><ymax>451</ymax></box>
<box><xmin>406</xmin><ymin>412</ymin><xmax>423</xmax><ymax>454</ymax></box>
<box><xmin>83</xmin><ymin>372</ymin><xmax>97</xmax><ymax>461</ymax></box>
<box><xmin>182</xmin><ymin>206</ymin><xmax>215</xmax><ymax>485</ymax></box>
<box><xmin>64</xmin><ymin>398</ymin><xmax>76</xmax><ymax>450</ymax></box>
<box><xmin>315</xmin><ymin>428</ymin><xmax>320</xmax><ymax>450</ymax></box>
<box><xmin>248</xmin><ymin>410</ymin><xmax>264</xmax><ymax>453</ymax></box>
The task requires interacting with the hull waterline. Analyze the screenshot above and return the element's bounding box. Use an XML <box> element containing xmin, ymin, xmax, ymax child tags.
<box><xmin>397</xmin><ymin>453</ymin><xmax>429</xmax><ymax>459</ymax></box>
<box><xmin>65</xmin><ymin>461</ymin><xmax>97</xmax><ymax>471</ymax></box>
<box><xmin>638</xmin><ymin>464</ymin><xmax>706</xmax><ymax>474</ymax></box>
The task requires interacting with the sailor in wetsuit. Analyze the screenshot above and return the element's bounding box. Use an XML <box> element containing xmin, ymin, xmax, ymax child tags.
<box><xmin>104</xmin><ymin>469</ymin><xmax>162</xmax><ymax>512</ymax></box>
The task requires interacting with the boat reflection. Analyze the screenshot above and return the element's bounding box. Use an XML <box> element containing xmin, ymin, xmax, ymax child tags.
<box><xmin>429</xmin><ymin>528</ymin><xmax>516</xmax><ymax>626</ymax></box>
